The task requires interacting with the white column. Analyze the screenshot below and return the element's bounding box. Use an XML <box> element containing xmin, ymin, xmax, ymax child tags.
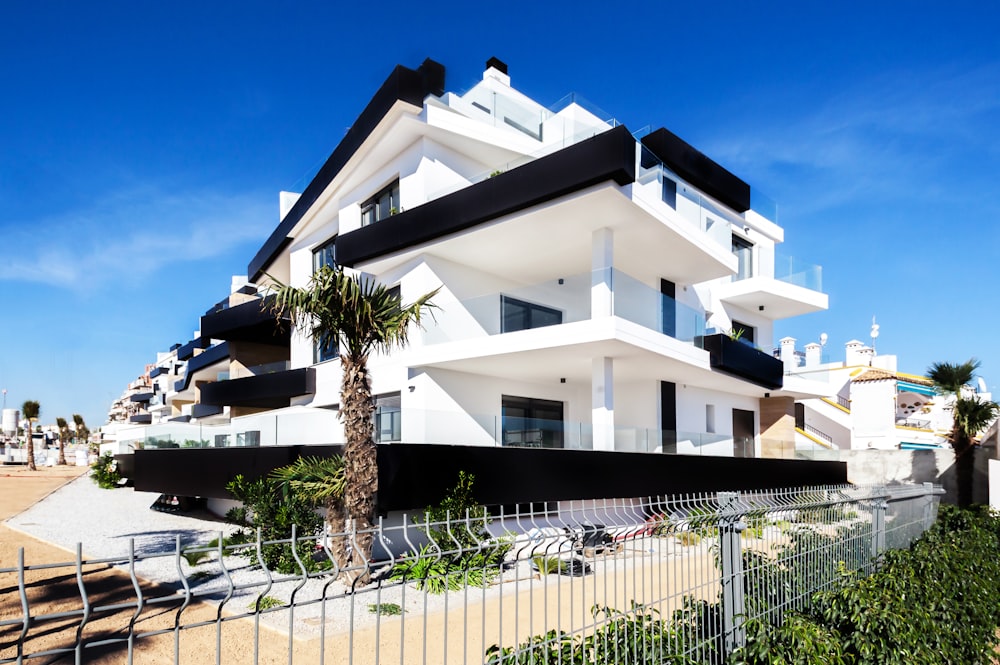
<box><xmin>592</xmin><ymin>356</ymin><xmax>615</xmax><ymax>451</ymax></box>
<box><xmin>591</xmin><ymin>228</ymin><xmax>614</xmax><ymax>318</ymax></box>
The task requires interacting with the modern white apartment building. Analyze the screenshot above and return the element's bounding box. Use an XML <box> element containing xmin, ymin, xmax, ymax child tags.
<box><xmin>168</xmin><ymin>56</ymin><xmax>828</xmax><ymax>462</ymax></box>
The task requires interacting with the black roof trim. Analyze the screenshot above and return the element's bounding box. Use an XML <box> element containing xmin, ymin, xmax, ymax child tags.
<box><xmin>640</xmin><ymin>128</ymin><xmax>751</xmax><ymax>213</ymax></box>
<box><xmin>248</xmin><ymin>58</ymin><xmax>446</xmax><ymax>281</ymax></box>
<box><xmin>336</xmin><ymin>125</ymin><xmax>637</xmax><ymax>267</ymax></box>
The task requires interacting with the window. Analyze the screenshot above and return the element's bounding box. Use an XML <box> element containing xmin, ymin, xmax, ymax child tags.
<box><xmin>312</xmin><ymin>236</ymin><xmax>337</xmax><ymax>272</ymax></box>
<box><xmin>236</xmin><ymin>431</ymin><xmax>260</xmax><ymax>447</ymax></box>
<box><xmin>706</xmin><ymin>404</ymin><xmax>716</xmax><ymax>434</ymax></box>
<box><xmin>501</xmin><ymin>296</ymin><xmax>562</xmax><ymax>333</ymax></box>
<box><xmin>731</xmin><ymin>320</ymin><xmax>756</xmax><ymax>346</ymax></box>
<box><xmin>361</xmin><ymin>180</ymin><xmax>400</xmax><ymax>227</ymax></box>
<box><xmin>313</xmin><ymin>332</ymin><xmax>339</xmax><ymax>364</ymax></box>
<box><xmin>662</xmin><ymin>178</ymin><xmax>677</xmax><ymax>209</ymax></box>
<box><xmin>501</xmin><ymin>396</ymin><xmax>563</xmax><ymax>448</ymax></box>
<box><xmin>373</xmin><ymin>392</ymin><xmax>401</xmax><ymax>443</ymax></box>
<box><xmin>732</xmin><ymin>235</ymin><xmax>754</xmax><ymax>280</ymax></box>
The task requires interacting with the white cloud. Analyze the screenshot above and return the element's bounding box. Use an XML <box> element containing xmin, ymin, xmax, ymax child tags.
<box><xmin>707</xmin><ymin>62</ymin><xmax>1000</xmax><ymax>216</ymax></box>
<box><xmin>0</xmin><ymin>185</ymin><xmax>274</xmax><ymax>291</ymax></box>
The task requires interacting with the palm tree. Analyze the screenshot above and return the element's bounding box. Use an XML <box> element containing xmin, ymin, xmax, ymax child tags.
<box><xmin>21</xmin><ymin>400</ymin><xmax>40</xmax><ymax>471</ymax></box>
<box><xmin>55</xmin><ymin>417</ymin><xmax>69</xmax><ymax>465</ymax></box>
<box><xmin>72</xmin><ymin>414</ymin><xmax>88</xmax><ymax>449</ymax></box>
<box><xmin>927</xmin><ymin>359</ymin><xmax>998</xmax><ymax>506</ymax></box>
<box><xmin>927</xmin><ymin>359</ymin><xmax>980</xmax><ymax>398</ymax></box>
<box><xmin>269</xmin><ymin>265</ymin><xmax>437</xmax><ymax>582</ymax></box>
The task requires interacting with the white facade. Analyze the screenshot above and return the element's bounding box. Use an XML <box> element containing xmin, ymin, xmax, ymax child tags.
<box><xmin>787</xmin><ymin>337</ymin><xmax>970</xmax><ymax>452</ymax></box>
<box><xmin>242</xmin><ymin>58</ymin><xmax>830</xmax><ymax>459</ymax></box>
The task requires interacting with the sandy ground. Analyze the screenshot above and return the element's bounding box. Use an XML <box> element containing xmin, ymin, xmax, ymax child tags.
<box><xmin>1</xmin><ymin>465</ymin><xmax>720</xmax><ymax>664</ymax></box>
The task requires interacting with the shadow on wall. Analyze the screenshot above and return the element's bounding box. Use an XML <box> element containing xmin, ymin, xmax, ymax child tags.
<box><xmin>844</xmin><ymin>447</ymin><xmax>996</xmax><ymax>506</ymax></box>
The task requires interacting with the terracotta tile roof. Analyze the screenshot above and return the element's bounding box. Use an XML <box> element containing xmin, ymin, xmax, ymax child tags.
<box><xmin>852</xmin><ymin>368</ymin><xmax>933</xmax><ymax>385</ymax></box>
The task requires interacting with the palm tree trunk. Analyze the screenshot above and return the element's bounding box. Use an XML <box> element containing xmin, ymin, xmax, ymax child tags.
<box><xmin>26</xmin><ymin>422</ymin><xmax>36</xmax><ymax>471</ymax></box>
<box><xmin>953</xmin><ymin>430</ymin><xmax>975</xmax><ymax>508</ymax></box>
<box><xmin>57</xmin><ymin>433</ymin><xmax>66</xmax><ymax>466</ymax></box>
<box><xmin>340</xmin><ymin>354</ymin><xmax>377</xmax><ymax>586</ymax></box>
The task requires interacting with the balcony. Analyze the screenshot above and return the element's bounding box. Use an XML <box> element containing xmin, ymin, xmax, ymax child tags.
<box><xmin>174</xmin><ymin>343</ymin><xmax>230</xmax><ymax>393</ymax></box>
<box><xmin>149</xmin><ymin>366</ymin><xmax>167</xmax><ymax>379</ymax></box>
<box><xmin>176</xmin><ymin>337</ymin><xmax>210</xmax><ymax>361</ymax></box>
<box><xmin>130</xmin><ymin>392</ymin><xmax>154</xmax><ymax>403</ymax></box>
<box><xmin>190</xmin><ymin>404</ymin><xmax>224</xmax><ymax>419</ymax></box>
<box><xmin>199</xmin><ymin>295</ymin><xmax>289</xmax><ymax>345</ymax></box>
<box><xmin>421</xmin><ymin>268</ymin><xmax>706</xmax><ymax>346</ymax></box>
<box><xmin>696</xmin><ymin>333</ymin><xmax>784</xmax><ymax>390</ymax></box>
<box><xmin>129</xmin><ymin>413</ymin><xmax>152</xmax><ymax>425</ymax></box>
<box><xmin>199</xmin><ymin>366</ymin><xmax>315</xmax><ymax>409</ymax></box>
<box><xmin>714</xmin><ymin>252</ymin><xmax>828</xmax><ymax>319</ymax></box>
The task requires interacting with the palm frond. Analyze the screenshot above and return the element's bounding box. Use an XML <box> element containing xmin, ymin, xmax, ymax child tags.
<box><xmin>270</xmin><ymin>455</ymin><xmax>346</xmax><ymax>504</ymax></box>
<box><xmin>927</xmin><ymin>358</ymin><xmax>981</xmax><ymax>396</ymax></box>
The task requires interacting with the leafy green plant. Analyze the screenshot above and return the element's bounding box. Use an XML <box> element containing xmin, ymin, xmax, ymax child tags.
<box><xmin>181</xmin><ymin>535</ymin><xmax>235</xmax><ymax>566</ymax></box>
<box><xmin>486</xmin><ymin>604</ymin><xmax>698</xmax><ymax>664</ymax></box>
<box><xmin>369</xmin><ymin>602</ymin><xmax>404</xmax><ymax>616</ymax></box>
<box><xmin>532</xmin><ymin>555</ymin><xmax>561</xmax><ymax>576</ymax></box>
<box><xmin>389</xmin><ymin>472</ymin><xmax>511</xmax><ymax>593</ymax></box>
<box><xmin>90</xmin><ymin>452</ymin><xmax>122</xmax><ymax>489</ymax></box>
<box><xmin>224</xmin><ymin>473</ymin><xmax>328</xmax><ymax>574</ymax></box>
<box><xmin>251</xmin><ymin>595</ymin><xmax>283</xmax><ymax>611</ymax></box>
<box><xmin>489</xmin><ymin>169</ymin><xmax>504</xmax><ymax>178</ymax></box>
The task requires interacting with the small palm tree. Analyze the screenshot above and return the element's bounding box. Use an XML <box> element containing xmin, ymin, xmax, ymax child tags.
<box><xmin>72</xmin><ymin>414</ymin><xmax>89</xmax><ymax>449</ymax></box>
<box><xmin>22</xmin><ymin>400</ymin><xmax>40</xmax><ymax>471</ymax></box>
<box><xmin>928</xmin><ymin>359</ymin><xmax>998</xmax><ymax>506</ymax></box>
<box><xmin>269</xmin><ymin>265</ymin><xmax>437</xmax><ymax>583</ymax></box>
<box><xmin>55</xmin><ymin>417</ymin><xmax>69</xmax><ymax>465</ymax></box>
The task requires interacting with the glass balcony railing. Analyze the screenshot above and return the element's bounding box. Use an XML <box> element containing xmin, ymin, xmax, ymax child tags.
<box><xmin>419</xmin><ymin>268</ymin><xmax>706</xmax><ymax>346</ymax></box>
<box><xmin>126</xmin><ymin>408</ymin><xmax>741</xmax><ymax>457</ymax></box>
<box><xmin>773</xmin><ymin>252</ymin><xmax>822</xmax><ymax>291</ymax></box>
<box><xmin>635</xmin><ymin>151</ymin><xmax>736</xmax><ymax>253</ymax></box>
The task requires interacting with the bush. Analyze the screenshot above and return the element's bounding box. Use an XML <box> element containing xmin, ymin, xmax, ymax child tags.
<box><xmin>390</xmin><ymin>471</ymin><xmax>510</xmax><ymax>593</ymax></box>
<box><xmin>224</xmin><ymin>473</ymin><xmax>328</xmax><ymax>574</ymax></box>
<box><xmin>90</xmin><ymin>452</ymin><xmax>122</xmax><ymax>489</ymax></box>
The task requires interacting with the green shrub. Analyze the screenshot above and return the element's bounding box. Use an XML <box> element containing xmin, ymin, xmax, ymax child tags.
<box><xmin>389</xmin><ymin>472</ymin><xmax>510</xmax><ymax>593</ymax></box>
<box><xmin>224</xmin><ymin>474</ymin><xmax>328</xmax><ymax>575</ymax></box>
<box><xmin>90</xmin><ymin>452</ymin><xmax>122</xmax><ymax>489</ymax></box>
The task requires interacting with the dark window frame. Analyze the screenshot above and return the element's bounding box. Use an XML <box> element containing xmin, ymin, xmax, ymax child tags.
<box><xmin>361</xmin><ymin>179</ymin><xmax>400</xmax><ymax>227</ymax></box>
<box><xmin>312</xmin><ymin>235</ymin><xmax>337</xmax><ymax>272</ymax></box>
<box><xmin>501</xmin><ymin>395</ymin><xmax>564</xmax><ymax>449</ymax></box>
<box><xmin>500</xmin><ymin>295</ymin><xmax>562</xmax><ymax>333</ymax></box>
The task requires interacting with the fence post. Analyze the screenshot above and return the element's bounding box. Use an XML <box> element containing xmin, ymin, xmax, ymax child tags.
<box><xmin>871</xmin><ymin>487</ymin><xmax>888</xmax><ymax>559</ymax></box>
<box><xmin>717</xmin><ymin>491</ymin><xmax>747</xmax><ymax>656</ymax></box>
<box><xmin>921</xmin><ymin>482</ymin><xmax>936</xmax><ymax>530</ymax></box>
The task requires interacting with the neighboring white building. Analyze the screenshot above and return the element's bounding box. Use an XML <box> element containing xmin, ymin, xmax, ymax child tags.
<box><xmin>168</xmin><ymin>56</ymin><xmax>828</xmax><ymax>460</ymax></box>
<box><xmin>785</xmin><ymin>337</ymin><xmax>990</xmax><ymax>452</ymax></box>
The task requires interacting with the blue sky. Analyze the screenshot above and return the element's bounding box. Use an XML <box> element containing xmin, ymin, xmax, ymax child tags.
<box><xmin>2</xmin><ymin>1</ymin><xmax>999</xmax><ymax>426</ymax></box>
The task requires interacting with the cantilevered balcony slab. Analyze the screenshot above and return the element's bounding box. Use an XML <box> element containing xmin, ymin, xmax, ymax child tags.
<box><xmin>129</xmin><ymin>413</ymin><xmax>152</xmax><ymax>425</ymax></box>
<box><xmin>714</xmin><ymin>277</ymin><xmax>828</xmax><ymax>320</ymax></box>
<box><xmin>200</xmin><ymin>368</ymin><xmax>316</xmax><ymax>409</ymax></box>
<box><xmin>407</xmin><ymin>317</ymin><xmax>779</xmax><ymax>398</ymax></box>
<box><xmin>200</xmin><ymin>296</ymin><xmax>289</xmax><ymax>345</ymax></box>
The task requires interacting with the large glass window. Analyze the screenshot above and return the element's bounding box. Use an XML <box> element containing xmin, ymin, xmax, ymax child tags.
<box><xmin>312</xmin><ymin>236</ymin><xmax>337</xmax><ymax>272</ymax></box>
<box><xmin>373</xmin><ymin>392</ymin><xmax>401</xmax><ymax>443</ymax></box>
<box><xmin>501</xmin><ymin>396</ymin><xmax>564</xmax><ymax>448</ymax></box>
<box><xmin>501</xmin><ymin>296</ymin><xmax>562</xmax><ymax>333</ymax></box>
<box><xmin>361</xmin><ymin>180</ymin><xmax>400</xmax><ymax>227</ymax></box>
<box><xmin>732</xmin><ymin>235</ymin><xmax>754</xmax><ymax>280</ymax></box>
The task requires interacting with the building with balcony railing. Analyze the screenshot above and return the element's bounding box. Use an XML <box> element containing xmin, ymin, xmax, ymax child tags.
<box><xmin>221</xmin><ymin>56</ymin><xmax>830</xmax><ymax>461</ymax></box>
<box><xmin>783</xmin><ymin>336</ymin><xmax>976</xmax><ymax>452</ymax></box>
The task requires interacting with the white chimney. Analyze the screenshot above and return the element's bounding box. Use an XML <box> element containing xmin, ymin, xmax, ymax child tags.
<box><xmin>780</xmin><ymin>337</ymin><xmax>798</xmax><ymax>370</ymax></box>
<box><xmin>804</xmin><ymin>342</ymin><xmax>822</xmax><ymax>367</ymax></box>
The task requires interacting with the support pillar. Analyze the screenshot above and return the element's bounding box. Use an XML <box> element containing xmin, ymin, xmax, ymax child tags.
<box><xmin>592</xmin><ymin>356</ymin><xmax>615</xmax><ymax>451</ymax></box>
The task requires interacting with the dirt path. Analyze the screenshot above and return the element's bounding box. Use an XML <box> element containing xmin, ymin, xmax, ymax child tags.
<box><xmin>1</xmin><ymin>465</ymin><xmax>302</xmax><ymax>664</ymax></box>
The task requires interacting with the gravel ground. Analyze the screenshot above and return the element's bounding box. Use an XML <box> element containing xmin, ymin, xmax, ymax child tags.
<box><xmin>5</xmin><ymin>473</ymin><xmax>621</xmax><ymax>640</ymax></box>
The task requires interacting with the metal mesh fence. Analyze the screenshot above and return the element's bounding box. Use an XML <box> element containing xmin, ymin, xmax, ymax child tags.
<box><xmin>0</xmin><ymin>483</ymin><xmax>942</xmax><ymax>664</ymax></box>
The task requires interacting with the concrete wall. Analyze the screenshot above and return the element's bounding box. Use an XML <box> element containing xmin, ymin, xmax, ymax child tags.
<box><xmin>841</xmin><ymin>447</ymin><xmax>994</xmax><ymax>506</ymax></box>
